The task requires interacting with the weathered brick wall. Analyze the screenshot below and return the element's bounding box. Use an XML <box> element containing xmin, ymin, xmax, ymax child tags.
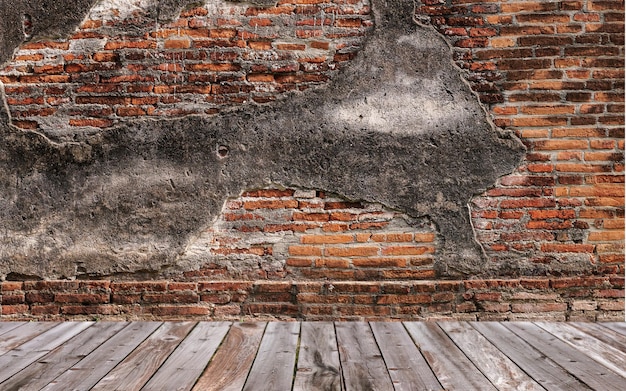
<box><xmin>1</xmin><ymin>0</ymin><xmax>372</xmax><ymax>135</ymax></box>
<box><xmin>416</xmin><ymin>0</ymin><xmax>624</xmax><ymax>277</ymax></box>
<box><xmin>0</xmin><ymin>0</ymin><xmax>623</xmax><ymax>321</ymax></box>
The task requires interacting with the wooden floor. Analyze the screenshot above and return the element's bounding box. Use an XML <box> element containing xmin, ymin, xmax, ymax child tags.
<box><xmin>0</xmin><ymin>321</ymin><xmax>625</xmax><ymax>390</ymax></box>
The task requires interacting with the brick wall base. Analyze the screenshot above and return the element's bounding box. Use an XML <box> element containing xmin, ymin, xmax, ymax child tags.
<box><xmin>2</xmin><ymin>277</ymin><xmax>623</xmax><ymax>321</ymax></box>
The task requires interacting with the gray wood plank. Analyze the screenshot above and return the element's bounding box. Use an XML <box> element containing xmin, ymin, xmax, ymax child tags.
<box><xmin>0</xmin><ymin>322</ymin><xmax>59</xmax><ymax>355</ymax></box>
<box><xmin>505</xmin><ymin>322</ymin><xmax>626</xmax><ymax>391</ymax></box>
<box><xmin>600</xmin><ymin>322</ymin><xmax>626</xmax><ymax>336</ymax></box>
<box><xmin>572</xmin><ymin>322</ymin><xmax>626</xmax><ymax>353</ymax></box>
<box><xmin>371</xmin><ymin>322</ymin><xmax>442</xmax><ymax>391</ymax></box>
<box><xmin>141</xmin><ymin>322</ymin><xmax>231</xmax><ymax>391</ymax></box>
<box><xmin>0</xmin><ymin>322</ymin><xmax>26</xmax><ymax>336</ymax></box>
<box><xmin>404</xmin><ymin>322</ymin><xmax>497</xmax><ymax>390</ymax></box>
<box><xmin>335</xmin><ymin>322</ymin><xmax>394</xmax><ymax>391</ymax></box>
<box><xmin>0</xmin><ymin>322</ymin><xmax>94</xmax><ymax>383</ymax></box>
<box><xmin>41</xmin><ymin>321</ymin><xmax>162</xmax><ymax>391</ymax></box>
<box><xmin>243</xmin><ymin>322</ymin><xmax>300</xmax><ymax>391</ymax></box>
<box><xmin>0</xmin><ymin>322</ymin><xmax>128</xmax><ymax>391</ymax></box>
<box><xmin>294</xmin><ymin>322</ymin><xmax>342</xmax><ymax>391</ymax></box>
<box><xmin>471</xmin><ymin>322</ymin><xmax>593</xmax><ymax>391</ymax></box>
<box><xmin>439</xmin><ymin>322</ymin><xmax>545</xmax><ymax>391</ymax></box>
<box><xmin>192</xmin><ymin>322</ymin><xmax>266</xmax><ymax>391</ymax></box>
<box><xmin>91</xmin><ymin>321</ymin><xmax>196</xmax><ymax>391</ymax></box>
<box><xmin>536</xmin><ymin>322</ymin><xmax>626</xmax><ymax>378</ymax></box>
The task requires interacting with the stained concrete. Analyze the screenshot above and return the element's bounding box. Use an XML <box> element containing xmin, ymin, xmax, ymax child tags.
<box><xmin>0</xmin><ymin>0</ymin><xmax>525</xmax><ymax>280</ymax></box>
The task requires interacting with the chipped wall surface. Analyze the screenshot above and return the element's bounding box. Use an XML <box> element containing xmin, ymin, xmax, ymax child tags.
<box><xmin>0</xmin><ymin>0</ymin><xmax>624</xmax><ymax>322</ymax></box>
<box><xmin>0</xmin><ymin>0</ymin><xmax>527</xmax><ymax>280</ymax></box>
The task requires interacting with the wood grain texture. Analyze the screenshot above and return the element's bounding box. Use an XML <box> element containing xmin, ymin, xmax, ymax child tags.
<box><xmin>41</xmin><ymin>321</ymin><xmax>162</xmax><ymax>391</ymax></box>
<box><xmin>439</xmin><ymin>322</ymin><xmax>545</xmax><ymax>391</ymax></box>
<box><xmin>141</xmin><ymin>322</ymin><xmax>231</xmax><ymax>391</ymax></box>
<box><xmin>294</xmin><ymin>322</ymin><xmax>342</xmax><ymax>391</ymax></box>
<box><xmin>600</xmin><ymin>322</ymin><xmax>626</xmax><ymax>336</ymax></box>
<box><xmin>0</xmin><ymin>322</ymin><xmax>26</xmax><ymax>336</ymax></box>
<box><xmin>404</xmin><ymin>322</ymin><xmax>497</xmax><ymax>390</ymax></box>
<box><xmin>572</xmin><ymin>322</ymin><xmax>626</xmax><ymax>354</ymax></box>
<box><xmin>536</xmin><ymin>322</ymin><xmax>626</xmax><ymax>379</ymax></box>
<box><xmin>505</xmin><ymin>322</ymin><xmax>626</xmax><ymax>391</ymax></box>
<box><xmin>371</xmin><ymin>322</ymin><xmax>442</xmax><ymax>391</ymax></box>
<box><xmin>0</xmin><ymin>322</ymin><xmax>94</xmax><ymax>383</ymax></box>
<box><xmin>243</xmin><ymin>322</ymin><xmax>300</xmax><ymax>391</ymax></box>
<box><xmin>0</xmin><ymin>322</ymin><xmax>59</xmax><ymax>355</ymax></box>
<box><xmin>471</xmin><ymin>322</ymin><xmax>592</xmax><ymax>391</ymax></box>
<box><xmin>0</xmin><ymin>322</ymin><xmax>128</xmax><ymax>391</ymax></box>
<box><xmin>91</xmin><ymin>321</ymin><xmax>196</xmax><ymax>391</ymax></box>
<box><xmin>192</xmin><ymin>322</ymin><xmax>266</xmax><ymax>391</ymax></box>
<box><xmin>2</xmin><ymin>321</ymin><xmax>625</xmax><ymax>390</ymax></box>
<box><xmin>335</xmin><ymin>322</ymin><xmax>394</xmax><ymax>391</ymax></box>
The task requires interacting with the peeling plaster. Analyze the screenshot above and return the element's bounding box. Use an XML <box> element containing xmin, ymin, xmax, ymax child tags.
<box><xmin>0</xmin><ymin>0</ymin><xmax>525</xmax><ymax>279</ymax></box>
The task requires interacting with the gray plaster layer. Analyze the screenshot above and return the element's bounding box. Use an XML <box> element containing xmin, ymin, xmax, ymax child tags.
<box><xmin>0</xmin><ymin>0</ymin><xmax>227</xmax><ymax>67</ymax></box>
<box><xmin>0</xmin><ymin>0</ymin><xmax>525</xmax><ymax>280</ymax></box>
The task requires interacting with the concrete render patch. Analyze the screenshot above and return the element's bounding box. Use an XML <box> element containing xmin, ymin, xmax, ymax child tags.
<box><xmin>0</xmin><ymin>0</ymin><xmax>527</xmax><ymax>280</ymax></box>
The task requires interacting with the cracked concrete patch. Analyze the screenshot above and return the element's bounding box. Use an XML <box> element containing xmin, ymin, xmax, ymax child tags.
<box><xmin>0</xmin><ymin>0</ymin><xmax>525</xmax><ymax>279</ymax></box>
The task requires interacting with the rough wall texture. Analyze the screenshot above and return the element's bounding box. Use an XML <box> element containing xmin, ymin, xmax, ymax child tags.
<box><xmin>0</xmin><ymin>0</ymin><xmax>623</xmax><ymax>321</ymax></box>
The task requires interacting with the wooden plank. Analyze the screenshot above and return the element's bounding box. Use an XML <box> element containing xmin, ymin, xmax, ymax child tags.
<box><xmin>0</xmin><ymin>322</ymin><xmax>128</xmax><ymax>391</ymax></box>
<box><xmin>439</xmin><ymin>322</ymin><xmax>545</xmax><ymax>391</ymax></box>
<box><xmin>41</xmin><ymin>321</ymin><xmax>162</xmax><ymax>391</ymax></box>
<box><xmin>536</xmin><ymin>322</ymin><xmax>626</xmax><ymax>378</ymax></box>
<box><xmin>141</xmin><ymin>322</ymin><xmax>231</xmax><ymax>391</ymax></box>
<box><xmin>0</xmin><ymin>322</ymin><xmax>59</xmax><ymax>355</ymax></box>
<box><xmin>504</xmin><ymin>322</ymin><xmax>626</xmax><ymax>391</ymax></box>
<box><xmin>600</xmin><ymin>322</ymin><xmax>626</xmax><ymax>336</ymax></box>
<box><xmin>371</xmin><ymin>322</ymin><xmax>442</xmax><ymax>391</ymax></box>
<box><xmin>0</xmin><ymin>322</ymin><xmax>94</xmax><ymax>383</ymax></box>
<box><xmin>572</xmin><ymin>322</ymin><xmax>626</xmax><ymax>354</ymax></box>
<box><xmin>91</xmin><ymin>321</ymin><xmax>196</xmax><ymax>391</ymax></box>
<box><xmin>293</xmin><ymin>322</ymin><xmax>342</xmax><ymax>391</ymax></box>
<box><xmin>404</xmin><ymin>322</ymin><xmax>497</xmax><ymax>390</ymax></box>
<box><xmin>0</xmin><ymin>322</ymin><xmax>26</xmax><ymax>336</ymax></box>
<box><xmin>243</xmin><ymin>322</ymin><xmax>300</xmax><ymax>391</ymax></box>
<box><xmin>192</xmin><ymin>322</ymin><xmax>266</xmax><ymax>391</ymax></box>
<box><xmin>335</xmin><ymin>322</ymin><xmax>394</xmax><ymax>391</ymax></box>
<box><xmin>472</xmin><ymin>322</ymin><xmax>592</xmax><ymax>391</ymax></box>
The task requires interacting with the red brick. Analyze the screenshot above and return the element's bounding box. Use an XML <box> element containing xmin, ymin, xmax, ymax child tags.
<box><xmin>301</xmin><ymin>234</ymin><xmax>353</xmax><ymax>244</ymax></box>
<box><xmin>55</xmin><ymin>293</ymin><xmax>109</xmax><ymax>304</ymax></box>
<box><xmin>2</xmin><ymin>304</ymin><xmax>29</xmax><ymax>315</ymax></box>
<box><xmin>352</xmin><ymin>258</ymin><xmax>406</xmax><ymax>267</ymax></box>
<box><xmin>325</xmin><ymin>246</ymin><xmax>378</xmax><ymax>257</ymax></box>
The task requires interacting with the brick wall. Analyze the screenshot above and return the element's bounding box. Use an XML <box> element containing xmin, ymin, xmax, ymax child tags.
<box><xmin>0</xmin><ymin>0</ymin><xmax>623</xmax><ymax>320</ymax></box>
<box><xmin>416</xmin><ymin>0</ymin><xmax>624</xmax><ymax>278</ymax></box>
<box><xmin>0</xmin><ymin>1</ymin><xmax>372</xmax><ymax>135</ymax></box>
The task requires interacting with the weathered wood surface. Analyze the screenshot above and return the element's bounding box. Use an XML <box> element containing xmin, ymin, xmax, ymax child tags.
<box><xmin>371</xmin><ymin>322</ymin><xmax>442</xmax><ymax>391</ymax></box>
<box><xmin>143</xmin><ymin>321</ymin><xmax>231</xmax><ymax>391</ymax></box>
<box><xmin>0</xmin><ymin>322</ymin><xmax>59</xmax><ymax>355</ymax></box>
<box><xmin>572</xmin><ymin>322</ymin><xmax>626</xmax><ymax>354</ymax></box>
<box><xmin>0</xmin><ymin>321</ymin><xmax>26</xmax><ymax>336</ymax></box>
<box><xmin>439</xmin><ymin>322</ymin><xmax>544</xmax><ymax>391</ymax></box>
<box><xmin>0</xmin><ymin>322</ymin><xmax>128</xmax><ymax>391</ymax></box>
<box><xmin>600</xmin><ymin>322</ymin><xmax>626</xmax><ymax>336</ymax></box>
<box><xmin>471</xmin><ymin>322</ymin><xmax>593</xmax><ymax>391</ymax></box>
<box><xmin>504</xmin><ymin>322</ymin><xmax>626</xmax><ymax>391</ymax></box>
<box><xmin>536</xmin><ymin>322</ymin><xmax>626</xmax><ymax>379</ymax></box>
<box><xmin>0</xmin><ymin>322</ymin><xmax>93</xmax><ymax>384</ymax></box>
<box><xmin>191</xmin><ymin>322</ymin><xmax>266</xmax><ymax>391</ymax></box>
<box><xmin>336</xmin><ymin>322</ymin><xmax>395</xmax><ymax>391</ymax></box>
<box><xmin>244</xmin><ymin>322</ymin><xmax>300</xmax><ymax>391</ymax></box>
<box><xmin>294</xmin><ymin>322</ymin><xmax>342</xmax><ymax>391</ymax></box>
<box><xmin>91</xmin><ymin>322</ymin><xmax>196</xmax><ymax>391</ymax></box>
<box><xmin>41</xmin><ymin>321</ymin><xmax>162</xmax><ymax>391</ymax></box>
<box><xmin>0</xmin><ymin>321</ymin><xmax>624</xmax><ymax>390</ymax></box>
<box><xmin>404</xmin><ymin>321</ymin><xmax>498</xmax><ymax>390</ymax></box>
